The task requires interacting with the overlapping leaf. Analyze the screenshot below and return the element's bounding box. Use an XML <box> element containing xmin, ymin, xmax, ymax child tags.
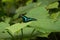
<box><xmin>37</xmin><ymin>0</ymin><xmax>58</xmax><ymax>7</ymax></box>
<box><xmin>13</xmin><ymin>2</ymin><xmax>41</xmax><ymax>19</ymax></box>
<box><xmin>26</xmin><ymin>6</ymin><xmax>60</xmax><ymax>37</ymax></box>
<box><xmin>0</xmin><ymin>22</ymin><xmax>10</xmax><ymax>38</ymax></box>
<box><xmin>46</xmin><ymin>2</ymin><xmax>59</xmax><ymax>9</ymax></box>
<box><xmin>6</xmin><ymin>22</ymin><xmax>31</xmax><ymax>35</ymax></box>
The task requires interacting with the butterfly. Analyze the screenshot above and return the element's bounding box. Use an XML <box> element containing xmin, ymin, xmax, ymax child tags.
<box><xmin>22</xmin><ymin>16</ymin><xmax>37</xmax><ymax>23</ymax></box>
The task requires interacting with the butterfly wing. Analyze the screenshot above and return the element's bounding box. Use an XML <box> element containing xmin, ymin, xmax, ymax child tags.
<box><xmin>22</xmin><ymin>16</ymin><xmax>37</xmax><ymax>22</ymax></box>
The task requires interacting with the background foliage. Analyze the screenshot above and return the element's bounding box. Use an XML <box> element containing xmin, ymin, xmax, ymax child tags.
<box><xmin>0</xmin><ymin>0</ymin><xmax>60</xmax><ymax>40</ymax></box>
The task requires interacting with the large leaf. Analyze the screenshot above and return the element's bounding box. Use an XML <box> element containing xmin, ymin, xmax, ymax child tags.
<box><xmin>26</xmin><ymin>6</ymin><xmax>60</xmax><ymax>37</ymax></box>
<box><xmin>13</xmin><ymin>2</ymin><xmax>41</xmax><ymax>19</ymax></box>
<box><xmin>37</xmin><ymin>0</ymin><xmax>58</xmax><ymax>7</ymax></box>
<box><xmin>15</xmin><ymin>27</ymin><xmax>37</xmax><ymax>37</ymax></box>
<box><xmin>0</xmin><ymin>22</ymin><xmax>10</xmax><ymax>38</ymax></box>
<box><xmin>6</xmin><ymin>22</ymin><xmax>31</xmax><ymax>35</ymax></box>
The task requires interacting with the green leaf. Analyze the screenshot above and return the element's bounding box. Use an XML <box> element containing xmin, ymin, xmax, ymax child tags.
<box><xmin>26</xmin><ymin>0</ymin><xmax>32</xmax><ymax>5</ymax></box>
<box><xmin>13</xmin><ymin>2</ymin><xmax>41</xmax><ymax>19</ymax></box>
<box><xmin>37</xmin><ymin>0</ymin><xmax>58</xmax><ymax>7</ymax></box>
<box><xmin>0</xmin><ymin>22</ymin><xmax>10</xmax><ymax>38</ymax></box>
<box><xmin>50</xmin><ymin>11</ymin><xmax>60</xmax><ymax>21</ymax></box>
<box><xmin>37</xmin><ymin>31</ymin><xmax>50</xmax><ymax>37</ymax></box>
<box><xmin>6</xmin><ymin>22</ymin><xmax>31</xmax><ymax>35</ymax></box>
<box><xmin>15</xmin><ymin>27</ymin><xmax>37</xmax><ymax>38</ymax></box>
<box><xmin>46</xmin><ymin>2</ymin><xmax>59</xmax><ymax>9</ymax></box>
<box><xmin>4</xmin><ymin>17</ymin><xmax>11</xmax><ymax>23</ymax></box>
<box><xmin>2</xmin><ymin>0</ymin><xmax>15</xmax><ymax>2</ymax></box>
<box><xmin>26</xmin><ymin>6</ymin><xmax>60</xmax><ymax>37</ymax></box>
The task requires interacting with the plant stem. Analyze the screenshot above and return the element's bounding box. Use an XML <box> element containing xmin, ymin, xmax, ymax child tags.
<box><xmin>30</xmin><ymin>28</ymin><xmax>35</xmax><ymax>40</ymax></box>
<box><xmin>20</xmin><ymin>28</ymin><xmax>23</xmax><ymax>40</ymax></box>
